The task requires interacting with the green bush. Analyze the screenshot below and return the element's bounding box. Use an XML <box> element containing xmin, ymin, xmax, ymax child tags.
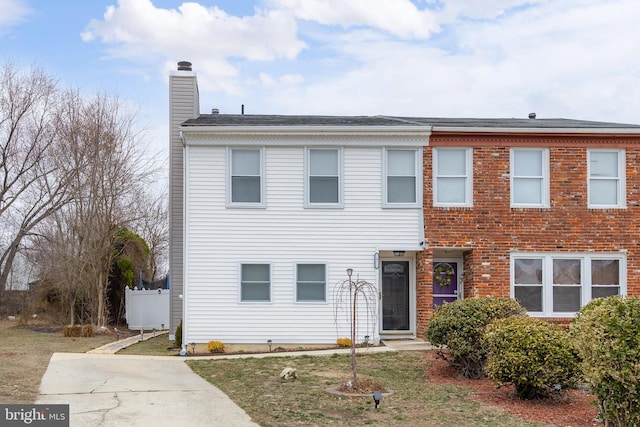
<box><xmin>425</xmin><ymin>297</ymin><xmax>526</xmax><ymax>378</ymax></box>
<box><xmin>174</xmin><ymin>320</ymin><xmax>182</xmax><ymax>349</ymax></box>
<box><xmin>484</xmin><ymin>316</ymin><xmax>579</xmax><ymax>399</ymax></box>
<box><xmin>570</xmin><ymin>296</ymin><xmax>640</xmax><ymax>426</ymax></box>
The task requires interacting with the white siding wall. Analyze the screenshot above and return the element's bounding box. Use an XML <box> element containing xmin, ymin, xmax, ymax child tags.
<box><xmin>184</xmin><ymin>142</ymin><xmax>423</xmax><ymax>344</ymax></box>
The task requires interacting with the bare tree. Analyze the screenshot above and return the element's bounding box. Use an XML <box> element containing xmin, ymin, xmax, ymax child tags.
<box><xmin>130</xmin><ymin>188</ymin><xmax>168</xmax><ymax>280</ymax></box>
<box><xmin>54</xmin><ymin>92</ymin><xmax>153</xmax><ymax>326</ymax></box>
<box><xmin>3</xmin><ymin>62</ymin><xmax>163</xmax><ymax>326</ymax></box>
<box><xmin>0</xmin><ymin>63</ymin><xmax>76</xmax><ymax>295</ymax></box>
<box><xmin>39</xmin><ymin>90</ymin><xmax>157</xmax><ymax>326</ymax></box>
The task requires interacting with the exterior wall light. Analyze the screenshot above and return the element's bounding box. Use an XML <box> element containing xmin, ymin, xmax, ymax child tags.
<box><xmin>393</xmin><ymin>251</ymin><xmax>405</xmax><ymax>257</ymax></box>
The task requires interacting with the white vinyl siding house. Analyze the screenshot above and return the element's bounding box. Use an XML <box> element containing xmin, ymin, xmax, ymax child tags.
<box><xmin>181</xmin><ymin>131</ymin><xmax>426</xmax><ymax>344</ymax></box>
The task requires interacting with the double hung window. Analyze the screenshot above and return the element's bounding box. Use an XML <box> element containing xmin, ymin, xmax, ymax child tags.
<box><xmin>588</xmin><ymin>149</ymin><xmax>625</xmax><ymax>208</ymax></box>
<box><xmin>230</xmin><ymin>148</ymin><xmax>263</xmax><ymax>205</ymax></box>
<box><xmin>306</xmin><ymin>149</ymin><xmax>341</xmax><ymax>206</ymax></box>
<box><xmin>433</xmin><ymin>148</ymin><xmax>472</xmax><ymax>206</ymax></box>
<box><xmin>384</xmin><ymin>149</ymin><xmax>419</xmax><ymax>206</ymax></box>
<box><xmin>296</xmin><ymin>264</ymin><xmax>326</xmax><ymax>302</ymax></box>
<box><xmin>511</xmin><ymin>148</ymin><xmax>549</xmax><ymax>207</ymax></box>
<box><xmin>240</xmin><ymin>263</ymin><xmax>271</xmax><ymax>302</ymax></box>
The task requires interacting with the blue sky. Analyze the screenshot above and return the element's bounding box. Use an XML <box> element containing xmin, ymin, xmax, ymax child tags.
<box><xmin>2</xmin><ymin>0</ymin><xmax>640</xmax><ymax>170</ymax></box>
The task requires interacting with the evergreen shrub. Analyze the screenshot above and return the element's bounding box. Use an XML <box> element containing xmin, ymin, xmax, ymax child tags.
<box><xmin>484</xmin><ymin>316</ymin><xmax>579</xmax><ymax>399</ymax></box>
<box><xmin>425</xmin><ymin>297</ymin><xmax>526</xmax><ymax>378</ymax></box>
<box><xmin>570</xmin><ymin>296</ymin><xmax>640</xmax><ymax>426</ymax></box>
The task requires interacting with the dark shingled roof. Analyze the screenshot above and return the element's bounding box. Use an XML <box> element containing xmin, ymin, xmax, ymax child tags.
<box><xmin>182</xmin><ymin>114</ymin><xmax>640</xmax><ymax>129</ymax></box>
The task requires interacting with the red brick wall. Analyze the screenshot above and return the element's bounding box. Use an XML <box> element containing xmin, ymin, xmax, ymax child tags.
<box><xmin>416</xmin><ymin>133</ymin><xmax>640</xmax><ymax>334</ymax></box>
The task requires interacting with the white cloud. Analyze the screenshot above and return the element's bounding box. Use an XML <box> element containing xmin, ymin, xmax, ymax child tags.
<box><xmin>0</xmin><ymin>0</ymin><xmax>30</xmax><ymax>33</ymax></box>
<box><xmin>84</xmin><ymin>0</ymin><xmax>640</xmax><ymax>125</ymax></box>
<box><xmin>270</xmin><ymin>0</ymin><xmax>440</xmax><ymax>39</ymax></box>
<box><xmin>255</xmin><ymin>0</ymin><xmax>638</xmax><ymax>122</ymax></box>
<box><xmin>82</xmin><ymin>0</ymin><xmax>306</xmax><ymax>93</ymax></box>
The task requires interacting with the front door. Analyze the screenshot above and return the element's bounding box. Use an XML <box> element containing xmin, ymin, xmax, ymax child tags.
<box><xmin>433</xmin><ymin>261</ymin><xmax>460</xmax><ymax>308</ymax></box>
<box><xmin>381</xmin><ymin>260</ymin><xmax>410</xmax><ymax>331</ymax></box>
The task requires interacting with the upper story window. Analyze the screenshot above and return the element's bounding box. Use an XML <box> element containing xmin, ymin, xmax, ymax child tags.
<box><xmin>512</xmin><ymin>253</ymin><xmax>624</xmax><ymax>316</ymax></box>
<box><xmin>240</xmin><ymin>263</ymin><xmax>271</xmax><ymax>302</ymax></box>
<box><xmin>588</xmin><ymin>149</ymin><xmax>625</xmax><ymax>208</ymax></box>
<box><xmin>384</xmin><ymin>149</ymin><xmax>420</xmax><ymax>207</ymax></box>
<box><xmin>306</xmin><ymin>148</ymin><xmax>342</xmax><ymax>207</ymax></box>
<box><xmin>433</xmin><ymin>148</ymin><xmax>473</xmax><ymax>207</ymax></box>
<box><xmin>296</xmin><ymin>263</ymin><xmax>327</xmax><ymax>302</ymax></box>
<box><xmin>229</xmin><ymin>148</ymin><xmax>264</xmax><ymax>206</ymax></box>
<box><xmin>511</xmin><ymin>148</ymin><xmax>549</xmax><ymax>207</ymax></box>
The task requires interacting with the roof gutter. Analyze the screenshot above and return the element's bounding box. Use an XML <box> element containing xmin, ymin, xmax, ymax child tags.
<box><xmin>433</xmin><ymin>126</ymin><xmax>640</xmax><ymax>135</ymax></box>
<box><xmin>179</xmin><ymin>125</ymin><xmax>432</xmax><ymax>137</ymax></box>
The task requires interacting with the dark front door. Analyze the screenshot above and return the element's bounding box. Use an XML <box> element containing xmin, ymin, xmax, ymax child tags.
<box><xmin>381</xmin><ymin>260</ymin><xmax>410</xmax><ymax>331</ymax></box>
<box><xmin>433</xmin><ymin>261</ymin><xmax>459</xmax><ymax>307</ymax></box>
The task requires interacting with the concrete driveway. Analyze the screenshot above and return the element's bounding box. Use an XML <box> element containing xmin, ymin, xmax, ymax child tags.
<box><xmin>37</xmin><ymin>353</ymin><xmax>258</xmax><ymax>427</ymax></box>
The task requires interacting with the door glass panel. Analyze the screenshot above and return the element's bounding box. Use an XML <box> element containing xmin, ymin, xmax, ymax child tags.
<box><xmin>433</xmin><ymin>262</ymin><xmax>458</xmax><ymax>308</ymax></box>
<box><xmin>382</xmin><ymin>261</ymin><xmax>410</xmax><ymax>331</ymax></box>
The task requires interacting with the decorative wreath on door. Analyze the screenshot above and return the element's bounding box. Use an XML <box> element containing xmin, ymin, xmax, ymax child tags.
<box><xmin>434</xmin><ymin>263</ymin><xmax>455</xmax><ymax>288</ymax></box>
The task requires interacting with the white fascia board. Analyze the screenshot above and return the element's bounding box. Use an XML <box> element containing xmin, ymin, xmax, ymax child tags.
<box><xmin>180</xmin><ymin>125</ymin><xmax>431</xmax><ymax>146</ymax></box>
<box><xmin>433</xmin><ymin>126</ymin><xmax>640</xmax><ymax>135</ymax></box>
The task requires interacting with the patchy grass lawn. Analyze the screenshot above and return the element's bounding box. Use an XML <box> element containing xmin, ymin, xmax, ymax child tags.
<box><xmin>188</xmin><ymin>351</ymin><xmax>544</xmax><ymax>427</ymax></box>
<box><xmin>116</xmin><ymin>331</ymin><xmax>178</xmax><ymax>356</ymax></box>
<box><xmin>0</xmin><ymin>320</ymin><xmax>115</xmax><ymax>404</ymax></box>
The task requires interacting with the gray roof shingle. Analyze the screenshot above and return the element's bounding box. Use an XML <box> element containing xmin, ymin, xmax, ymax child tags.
<box><xmin>182</xmin><ymin>114</ymin><xmax>640</xmax><ymax>129</ymax></box>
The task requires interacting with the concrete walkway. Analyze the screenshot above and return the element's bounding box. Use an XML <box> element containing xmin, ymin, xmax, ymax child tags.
<box><xmin>37</xmin><ymin>353</ymin><xmax>259</xmax><ymax>427</ymax></box>
<box><xmin>37</xmin><ymin>334</ymin><xmax>433</xmax><ymax>426</ymax></box>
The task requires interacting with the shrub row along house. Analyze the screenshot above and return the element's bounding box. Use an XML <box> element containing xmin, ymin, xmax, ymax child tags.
<box><xmin>169</xmin><ymin>61</ymin><xmax>640</xmax><ymax>349</ymax></box>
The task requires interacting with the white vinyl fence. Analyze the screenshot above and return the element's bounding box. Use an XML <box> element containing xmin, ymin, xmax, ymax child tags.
<box><xmin>125</xmin><ymin>288</ymin><xmax>170</xmax><ymax>330</ymax></box>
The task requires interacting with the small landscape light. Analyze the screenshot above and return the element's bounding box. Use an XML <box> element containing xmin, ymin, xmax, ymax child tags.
<box><xmin>373</xmin><ymin>390</ymin><xmax>382</xmax><ymax>409</ymax></box>
<box><xmin>267</xmin><ymin>339</ymin><xmax>273</xmax><ymax>352</ymax></box>
<box><xmin>190</xmin><ymin>342</ymin><xmax>196</xmax><ymax>355</ymax></box>
<box><xmin>114</xmin><ymin>328</ymin><xmax>120</xmax><ymax>341</ymax></box>
<box><xmin>139</xmin><ymin>328</ymin><xmax>144</xmax><ymax>342</ymax></box>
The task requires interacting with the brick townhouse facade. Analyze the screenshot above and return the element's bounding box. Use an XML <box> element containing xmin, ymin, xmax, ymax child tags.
<box><xmin>416</xmin><ymin>128</ymin><xmax>640</xmax><ymax>333</ymax></box>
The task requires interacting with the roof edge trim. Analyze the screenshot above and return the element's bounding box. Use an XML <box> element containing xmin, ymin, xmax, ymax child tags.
<box><xmin>179</xmin><ymin>125</ymin><xmax>433</xmax><ymax>136</ymax></box>
<box><xmin>433</xmin><ymin>126</ymin><xmax>640</xmax><ymax>135</ymax></box>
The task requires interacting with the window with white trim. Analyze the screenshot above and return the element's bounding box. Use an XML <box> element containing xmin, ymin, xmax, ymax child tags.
<box><xmin>512</xmin><ymin>253</ymin><xmax>623</xmax><ymax>315</ymax></box>
<box><xmin>384</xmin><ymin>149</ymin><xmax>419</xmax><ymax>206</ymax></box>
<box><xmin>306</xmin><ymin>148</ymin><xmax>341</xmax><ymax>206</ymax></box>
<box><xmin>296</xmin><ymin>264</ymin><xmax>326</xmax><ymax>302</ymax></box>
<box><xmin>433</xmin><ymin>148</ymin><xmax>473</xmax><ymax>206</ymax></box>
<box><xmin>511</xmin><ymin>148</ymin><xmax>549</xmax><ymax>207</ymax></box>
<box><xmin>240</xmin><ymin>263</ymin><xmax>271</xmax><ymax>302</ymax></box>
<box><xmin>230</xmin><ymin>148</ymin><xmax>263</xmax><ymax>205</ymax></box>
<box><xmin>588</xmin><ymin>149</ymin><xmax>625</xmax><ymax>208</ymax></box>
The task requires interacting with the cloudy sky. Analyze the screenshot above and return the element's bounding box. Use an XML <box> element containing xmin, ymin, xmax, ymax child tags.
<box><xmin>2</xmin><ymin>0</ymin><xmax>640</xmax><ymax>163</ymax></box>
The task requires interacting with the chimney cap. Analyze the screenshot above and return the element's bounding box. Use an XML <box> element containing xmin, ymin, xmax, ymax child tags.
<box><xmin>528</xmin><ymin>112</ymin><xmax>536</xmax><ymax>119</ymax></box>
<box><xmin>211</xmin><ymin>108</ymin><xmax>219</xmax><ymax>114</ymax></box>
<box><xmin>177</xmin><ymin>61</ymin><xmax>192</xmax><ymax>71</ymax></box>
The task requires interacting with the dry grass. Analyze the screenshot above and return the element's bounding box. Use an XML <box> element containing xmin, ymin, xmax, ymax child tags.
<box><xmin>188</xmin><ymin>351</ymin><xmax>545</xmax><ymax>427</ymax></box>
<box><xmin>0</xmin><ymin>320</ymin><xmax>115</xmax><ymax>404</ymax></box>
